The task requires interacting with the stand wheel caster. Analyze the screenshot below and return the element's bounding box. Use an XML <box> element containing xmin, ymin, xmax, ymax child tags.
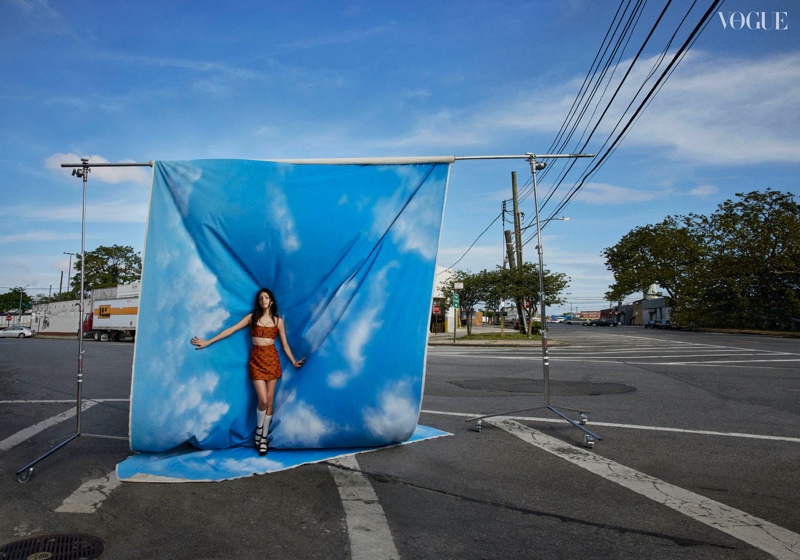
<box><xmin>579</xmin><ymin>413</ymin><xmax>588</xmax><ymax>425</ymax></box>
<box><xmin>475</xmin><ymin>419</ymin><xmax>482</xmax><ymax>432</ymax></box>
<box><xmin>17</xmin><ymin>467</ymin><xmax>34</xmax><ymax>483</ymax></box>
<box><xmin>583</xmin><ymin>434</ymin><xmax>595</xmax><ymax>449</ymax></box>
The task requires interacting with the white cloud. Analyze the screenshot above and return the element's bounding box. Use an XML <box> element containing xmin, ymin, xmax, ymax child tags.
<box><xmin>370</xmin><ymin>167</ymin><xmax>446</xmax><ymax>261</ymax></box>
<box><xmin>589</xmin><ymin>50</ymin><xmax>800</xmax><ymax>165</ymax></box>
<box><xmin>325</xmin><ymin>262</ymin><xmax>396</xmax><ymax>388</ymax></box>
<box><xmin>377</xmin><ymin>50</ymin><xmax>800</xmax><ymax>167</ymax></box>
<box><xmin>304</xmin><ymin>273</ymin><xmax>359</xmax><ymax>353</ymax></box>
<box><xmin>267</xmin><ymin>184</ymin><xmax>300</xmax><ymax>253</ymax></box>
<box><xmin>45</xmin><ymin>153</ymin><xmax>152</xmax><ymax>185</ymax></box>
<box><xmin>578</xmin><ymin>182</ymin><xmax>671</xmax><ymax>205</ymax></box>
<box><xmin>165</xmin><ymin>162</ymin><xmax>202</xmax><ymax>217</ymax></box>
<box><xmin>172</xmin><ymin>372</ymin><xmax>230</xmax><ymax>441</ymax></box>
<box><xmin>276</xmin><ymin>400</ymin><xmax>332</xmax><ymax>447</ymax></box>
<box><xmin>217</xmin><ymin>456</ymin><xmax>282</xmax><ymax>473</ymax></box>
<box><xmin>326</xmin><ymin>370</ymin><xmax>350</xmax><ymax>389</ymax></box>
<box><xmin>389</xmin><ymin>181</ymin><xmax>445</xmax><ymax>261</ymax></box>
<box><xmin>12</xmin><ymin>200</ymin><xmax>149</xmax><ymax>223</ymax></box>
<box><xmin>363</xmin><ymin>381</ymin><xmax>418</xmax><ymax>442</ymax></box>
<box><xmin>690</xmin><ymin>184</ymin><xmax>719</xmax><ymax>197</ymax></box>
<box><xmin>0</xmin><ymin>230</ymin><xmax>80</xmax><ymax>244</ymax></box>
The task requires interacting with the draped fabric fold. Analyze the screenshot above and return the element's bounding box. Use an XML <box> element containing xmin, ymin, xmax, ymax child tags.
<box><xmin>129</xmin><ymin>159</ymin><xmax>450</xmax><ymax>455</ymax></box>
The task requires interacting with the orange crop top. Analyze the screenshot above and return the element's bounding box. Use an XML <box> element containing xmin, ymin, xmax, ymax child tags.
<box><xmin>251</xmin><ymin>323</ymin><xmax>278</xmax><ymax>339</ymax></box>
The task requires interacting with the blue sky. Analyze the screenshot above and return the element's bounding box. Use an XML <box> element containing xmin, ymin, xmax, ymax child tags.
<box><xmin>1</xmin><ymin>0</ymin><xmax>798</xmax><ymax>314</ymax></box>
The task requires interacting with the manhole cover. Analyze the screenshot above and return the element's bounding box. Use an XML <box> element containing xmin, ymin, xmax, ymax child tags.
<box><xmin>0</xmin><ymin>534</ymin><xmax>104</xmax><ymax>560</ymax></box>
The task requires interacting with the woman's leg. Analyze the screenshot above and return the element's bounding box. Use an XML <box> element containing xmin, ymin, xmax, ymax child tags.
<box><xmin>252</xmin><ymin>379</ymin><xmax>269</xmax><ymax>411</ymax></box>
<box><xmin>252</xmin><ymin>380</ymin><xmax>268</xmax><ymax>451</ymax></box>
<box><xmin>252</xmin><ymin>379</ymin><xmax>278</xmax><ymax>455</ymax></box>
<box><xmin>264</xmin><ymin>379</ymin><xmax>277</xmax><ymax>415</ymax></box>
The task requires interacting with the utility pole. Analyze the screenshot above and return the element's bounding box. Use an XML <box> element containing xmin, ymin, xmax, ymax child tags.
<box><xmin>510</xmin><ymin>171</ymin><xmax>527</xmax><ymax>334</ymax></box>
<box><xmin>504</xmin><ymin>230</ymin><xmax>516</xmax><ymax>270</ymax></box>
<box><xmin>511</xmin><ymin>171</ymin><xmax>523</xmax><ymax>273</ymax></box>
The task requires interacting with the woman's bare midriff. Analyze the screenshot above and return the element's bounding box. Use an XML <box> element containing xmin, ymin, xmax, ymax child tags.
<box><xmin>251</xmin><ymin>337</ymin><xmax>276</xmax><ymax>346</ymax></box>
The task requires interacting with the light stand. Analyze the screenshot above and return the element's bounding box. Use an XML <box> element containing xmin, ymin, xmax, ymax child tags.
<box><xmin>466</xmin><ymin>153</ymin><xmax>602</xmax><ymax>448</ymax></box>
<box><xmin>16</xmin><ymin>158</ymin><xmax>153</xmax><ymax>482</ymax></box>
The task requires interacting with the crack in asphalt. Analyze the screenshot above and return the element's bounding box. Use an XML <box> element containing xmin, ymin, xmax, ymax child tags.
<box><xmin>326</xmin><ymin>463</ymin><xmax>736</xmax><ymax>551</ymax></box>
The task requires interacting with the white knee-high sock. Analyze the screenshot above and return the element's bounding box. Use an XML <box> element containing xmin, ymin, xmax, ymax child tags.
<box><xmin>256</xmin><ymin>408</ymin><xmax>266</xmax><ymax>431</ymax></box>
<box><xmin>265</xmin><ymin>415</ymin><xmax>273</xmax><ymax>441</ymax></box>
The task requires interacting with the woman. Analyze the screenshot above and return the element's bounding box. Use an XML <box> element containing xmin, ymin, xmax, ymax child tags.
<box><xmin>191</xmin><ymin>288</ymin><xmax>305</xmax><ymax>455</ymax></box>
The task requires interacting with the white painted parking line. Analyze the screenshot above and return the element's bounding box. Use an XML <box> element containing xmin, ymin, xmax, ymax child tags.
<box><xmin>328</xmin><ymin>454</ymin><xmax>400</xmax><ymax>560</ymax></box>
<box><xmin>0</xmin><ymin>401</ymin><xmax>97</xmax><ymax>452</ymax></box>
<box><xmin>55</xmin><ymin>471</ymin><xmax>121</xmax><ymax>513</ymax></box>
<box><xmin>491</xmin><ymin>418</ymin><xmax>800</xmax><ymax>560</ymax></box>
<box><xmin>421</xmin><ymin>410</ymin><xmax>800</xmax><ymax>444</ymax></box>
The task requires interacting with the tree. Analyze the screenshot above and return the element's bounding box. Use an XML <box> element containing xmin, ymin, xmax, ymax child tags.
<box><xmin>499</xmin><ymin>262</ymin><xmax>570</xmax><ymax>335</ymax></box>
<box><xmin>70</xmin><ymin>245</ymin><xmax>142</xmax><ymax>293</ymax></box>
<box><xmin>688</xmin><ymin>190</ymin><xmax>800</xmax><ymax>329</ymax></box>
<box><xmin>0</xmin><ymin>287</ymin><xmax>32</xmax><ymax>315</ymax></box>
<box><xmin>602</xmin><ymin>215</ymin><xmax>705</xmax><ymax>304</ymax></box>
<box><xmin>603</xmin><ymin>190</ymin><xmax>800</xmax><ymax>330</ymax></box>
<box><xmin>438</xmin><ymin>270</ymin><xmax>494</xmax><ymax>335</ymax></box>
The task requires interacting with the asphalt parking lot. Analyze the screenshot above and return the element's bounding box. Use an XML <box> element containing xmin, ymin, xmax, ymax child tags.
<box><xmin>1</xmin><ymin>326</ymin><xmax>799</xmax><ymax>559</ymax></box>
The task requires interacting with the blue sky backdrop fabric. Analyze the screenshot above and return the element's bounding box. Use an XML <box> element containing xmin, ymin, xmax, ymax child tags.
<box><xmin>130</xmin><ymin>159</ymin><xmax>450</xmax><ymax>453</ymax></box>
<box><xmin>117</xmin><ymin>425</ymin><xmax>450</xmax><ymax>483</ymax></box>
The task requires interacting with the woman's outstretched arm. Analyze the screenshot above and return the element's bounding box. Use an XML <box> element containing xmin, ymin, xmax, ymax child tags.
<box><xmin>191</xmin><ymin>314</ymin><xmax>252</xmax><ymax>349</ymax></box>
<box><xmin>277</xmin><ymin>318</ymin><xmax>305</xmax><ymax>368</ymax></box>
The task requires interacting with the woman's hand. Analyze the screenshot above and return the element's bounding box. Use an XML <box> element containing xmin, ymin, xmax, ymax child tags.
<box><xmin>292</xmin><ymin>357</ymin><xmax>306</xmax><ymax>368</ymax></box>
<box><xmin>191</xmin><ymin>337</ymin><xmax>210</xmax><ymax>349</ymax></box>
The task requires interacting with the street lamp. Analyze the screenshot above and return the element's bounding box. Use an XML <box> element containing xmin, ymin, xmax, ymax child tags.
<box><xmin>522</xmin><ymin>215</ymin><xmax>570</xmax><ymax>245</ymax></box>
<box><xmin>519</xmin><ymin>216</ymin><xmax>570</xmax><ymax>235</ymax></box>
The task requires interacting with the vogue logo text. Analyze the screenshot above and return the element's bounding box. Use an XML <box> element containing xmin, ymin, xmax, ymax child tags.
<box><xmin>717</xmin><ymin>11</ymin><xmax>788</xmax><ymax>30</ymax></box>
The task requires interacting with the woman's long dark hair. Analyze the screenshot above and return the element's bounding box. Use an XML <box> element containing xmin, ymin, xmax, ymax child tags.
<box><xmin>251</xmin><ymin>288</ymin><xmax>279</xmax><ymax>327</ymax></box>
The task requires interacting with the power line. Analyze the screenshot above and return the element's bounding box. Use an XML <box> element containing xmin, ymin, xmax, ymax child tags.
<box><xmin>442</xmin><ymin>1</ymin><xmax>723</xmax><ymax>269</ymax></box>
<box><xmin>437</xmin><ymin>212</ymin><xmax>502</xmax><ymax>275</ymax></box>
<box><xmin>545</xmin><ymin>0</ymin><xmax>723</xmax><ymax>222</ymax></box>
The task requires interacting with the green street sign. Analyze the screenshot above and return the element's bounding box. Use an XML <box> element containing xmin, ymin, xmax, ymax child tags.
<box><xmin>453</xmin><ymin>294</ymin><xmax>459</xmax><ymax>308</ymax></box>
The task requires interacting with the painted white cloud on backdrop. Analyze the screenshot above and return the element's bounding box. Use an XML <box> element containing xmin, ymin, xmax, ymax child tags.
<box><xmin>363</xmin><ymin>381</ymin><xmax>418</xmax><ymax>442</ymax></box>
<box><xmin>275</xmin><ymin>389</ymin><xmax>334</xmax><ymax>447</ymax></box>
<box><xmin>267</xmin><ymin>183</ymin><xmax>301</xmax><ymax>253</ymax></box>
<box><xmin>325</xmin><ymin>261</ymin><xmax>397</xmax><ymax>389</ymax></box>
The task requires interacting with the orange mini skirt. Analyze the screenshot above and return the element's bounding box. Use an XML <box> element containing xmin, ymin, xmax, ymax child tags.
<box><xmin>248</xmin><ymin>344</ymin><xmax>282</xmax><ymax>381</ymax></box>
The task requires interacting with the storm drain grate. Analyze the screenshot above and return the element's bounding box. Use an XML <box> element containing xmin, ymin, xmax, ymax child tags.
<box><xmin>0</xmin><ymin>534</ymin><xmax>104</xmax><ymax>560</ymax></box>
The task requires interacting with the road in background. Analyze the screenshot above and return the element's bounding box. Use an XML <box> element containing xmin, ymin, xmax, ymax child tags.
<box><xmin>1</xmin><ymin>327</ymin><xmax>799</xmax><ymax>559</ymax></box>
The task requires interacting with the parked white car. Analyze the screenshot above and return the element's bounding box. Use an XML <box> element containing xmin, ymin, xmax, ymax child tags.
<box><xmin>564</xmin><ymin>318</ymin><xmax>590</xmax><ymax>325</ymax></box>
<box><xmin>0</xmin><ymin>326</ymin><xmax>34</xmax><ymax>338</ymax></box>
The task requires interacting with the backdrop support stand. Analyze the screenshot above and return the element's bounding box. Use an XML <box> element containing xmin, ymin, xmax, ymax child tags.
<box><xmin>462</xmin><ymin>153</ymin><xmax>602</xmax><ymax>448</ymax></box>
<box><xmin>15</xmin><ymin>159</ymin><xmax>153</xmax><ymax>483</ymax></box>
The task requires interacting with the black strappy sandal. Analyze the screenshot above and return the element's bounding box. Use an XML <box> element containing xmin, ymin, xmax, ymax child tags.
<box><xmin>255</xmin><ymin>425</ymin><xmax>265</xmax><ymax>450</ymax></box>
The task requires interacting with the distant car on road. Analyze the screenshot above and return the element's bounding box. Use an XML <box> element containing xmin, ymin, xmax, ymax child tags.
<box><xmin>590</xmin><ymin>319</ymin><xmax>619</xmax><ymax>327</ymax></box>
<box><xmin>644</xmin><ymin>320</ymin><xmax>673</xmax><ymax>329</ymax></box>
<box><xmin>564</xmin><ymin>318</ymin><xmax>590</xmax><ymax>325</ymax></box>
<box><xmin>0</xmin><ymin>326</ymin><xmax>34</xmax><ymax>338</ymax></box>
